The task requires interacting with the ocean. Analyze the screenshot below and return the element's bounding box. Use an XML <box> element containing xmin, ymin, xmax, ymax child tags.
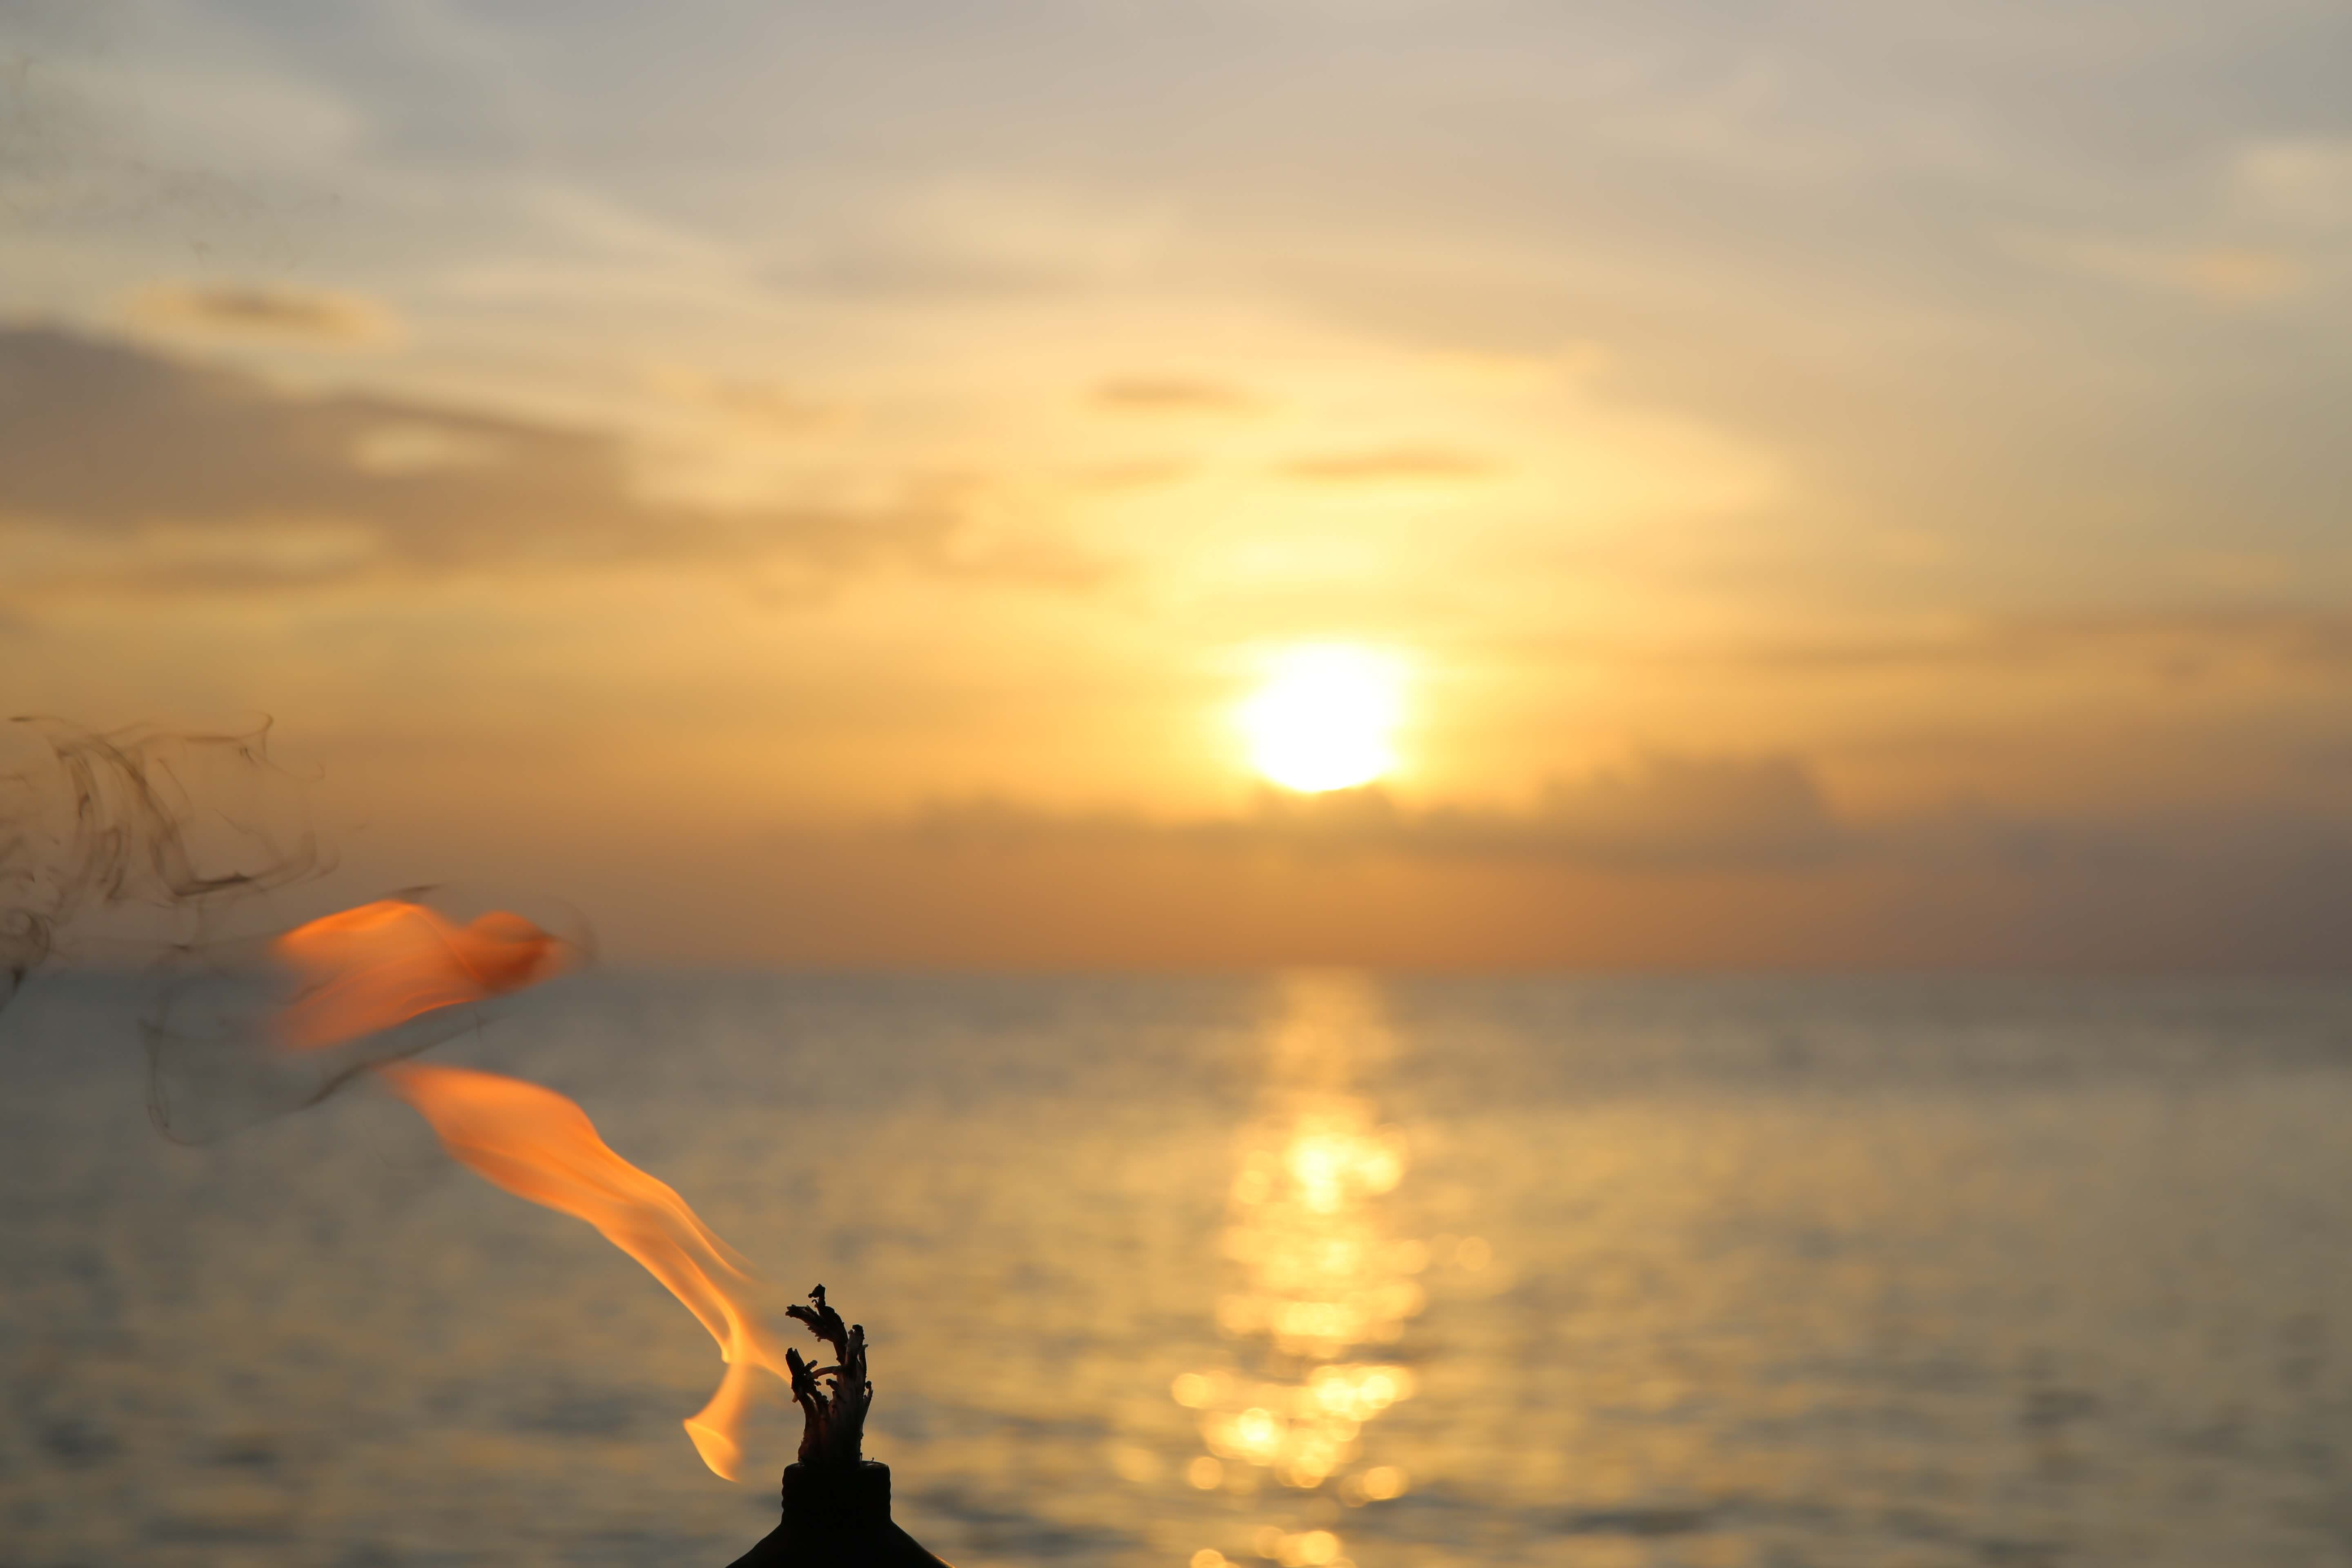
<box><xmin>4</xmin><ymin>969</ymin><xmax>2351</xmax><ymax>1568</ymax></box>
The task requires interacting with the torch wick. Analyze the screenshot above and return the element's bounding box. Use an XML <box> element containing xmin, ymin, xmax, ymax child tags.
<box><xmin>784</xmin><ymin>1283</ymin><xmax>873</xmax><ymax>1467</ymax></box>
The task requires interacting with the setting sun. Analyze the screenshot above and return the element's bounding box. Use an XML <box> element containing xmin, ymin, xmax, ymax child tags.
<box><xmin>1238</xmin><ymin>646</ymin><xmax>1405</xmax><ymax>793</ymax></box>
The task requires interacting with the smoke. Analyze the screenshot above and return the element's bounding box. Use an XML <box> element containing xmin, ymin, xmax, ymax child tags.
<box><xmin>0</xmin><ymin>717</ymin><xmax>589</xmax><ymax>1141</ymax></box>
<box><xmin>0</xmin><ymin>716</ymin><xmax>321</xmax><ymax>1011</ymax></box>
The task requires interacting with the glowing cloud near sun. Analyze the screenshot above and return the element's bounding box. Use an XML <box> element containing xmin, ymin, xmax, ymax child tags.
<box><xmin>1239</xmin><ymin>644</ymin><xmax>1406</xmax><ymax>793</ymax></box>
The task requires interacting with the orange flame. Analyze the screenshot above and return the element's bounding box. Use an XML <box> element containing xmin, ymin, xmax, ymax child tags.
<box><xmin>379</xmin><ymin>1062</ymin><xmax>787</xmax><ymax>1478</ymax></box>
<box><xmin>268</xmin><ymin>899</ymin><xmax>784</xmax><ymax>1479</ymax></box>
<box><xmin>274</xmin><ymin>898</ymin><xmax>565</xmax><ymax>1050</ymax></box>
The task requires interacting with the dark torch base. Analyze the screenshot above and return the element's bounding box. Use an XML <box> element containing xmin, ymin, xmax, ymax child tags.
<box><xmin>726</xmin><ymin>1462</ymin><xmax>951</xmax><ymax>1568</ymax></box>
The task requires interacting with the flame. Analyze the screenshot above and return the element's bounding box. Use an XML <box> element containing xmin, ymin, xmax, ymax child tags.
<box><xmin>275</xmin><ymin>898</ymin><xmax>564</xmax><ymax>1050</ymax></box>
<box><xmin>266</xmin><ymin>898</ymin><xmax>784</xmax><ymax>1479</ymax></box>
<box><xmin>379</xmin><ymin>1062</ymin><xmax>786</xmax><ymax>1479</ymax></box>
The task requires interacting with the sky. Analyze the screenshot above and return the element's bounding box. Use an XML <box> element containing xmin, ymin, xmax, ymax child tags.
<box><xmin>4</xmin><ymin>0</ymin><xmax>2352</xmax><ymax>967</ymax></box>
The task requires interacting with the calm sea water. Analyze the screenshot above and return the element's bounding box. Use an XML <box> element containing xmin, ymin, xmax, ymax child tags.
<box><xmin>4</xmin><ymin>970</ymin><xmax>2352</xmax><ymax>1568</ymax></box>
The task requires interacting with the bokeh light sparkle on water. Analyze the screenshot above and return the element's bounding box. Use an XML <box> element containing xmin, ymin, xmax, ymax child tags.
<box><xmin>5</xmin><ymin>970</ymin><xmax>2352</xmax><ymax>1566</ymax></box>
<box><xmin>1176</xmin><ymin>974</ymin><xmax>1430</xmax><ymax>1568</ymax></box>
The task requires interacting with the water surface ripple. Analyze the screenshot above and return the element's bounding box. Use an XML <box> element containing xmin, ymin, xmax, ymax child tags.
<box><xmin>3</xmin><ymin>970</ymin><xmax>2350</xmax><ymax>1567</ymax></box>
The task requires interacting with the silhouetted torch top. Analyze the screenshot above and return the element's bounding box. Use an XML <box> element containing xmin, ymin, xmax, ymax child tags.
<box><xmin>726</xmin><ymin>1287</ymin><xmax>951</xmax><ymax>1568</ymax></box>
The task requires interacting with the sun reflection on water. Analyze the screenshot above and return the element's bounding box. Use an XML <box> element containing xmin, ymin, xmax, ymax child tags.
<box><xmin>1177</xmin><ymin>973</ymin><xmax>1426</xmax><ymax>1568</ymax></box>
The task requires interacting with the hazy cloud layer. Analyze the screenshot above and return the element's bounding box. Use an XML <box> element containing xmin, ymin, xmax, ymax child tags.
<box><xmin>906</xmin><ymin>755</ymin><xmax>1855</xmax><ymax>871</ymax></box>
<box><xmin>123</xmin><ymin>281</ymin><xmax>400</xmax><ymax>346</ymax></box>
<box><xmin>1495</xmin><ymin>610</ymin><xmax>2352</xmax><ymax>688</ymax></box>
<box><xmin>838</xmin><ymin>760</ymin><xmax>2352</xmax><ymax>969</ymax></box>
<box><xmin>890</xmin><ymin>750</ymin><xmax>2352</xmax><ymax>894</ymax></box>
<box><xmin>0</xmin><ymin>327</ymin><xmax>1067</xmax><ymax>596</ymax></box>
<box><xmin>2020</xmin><ymin>236</ymin><xmax>2310</xmax><ymax>305</ymax></box>
<box><xmin>6</xmin><ymin>2</ymin><xmax>2352</xmax><ymax>969</ymax></box>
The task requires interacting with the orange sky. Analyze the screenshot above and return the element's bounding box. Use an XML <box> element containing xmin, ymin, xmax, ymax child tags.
<box><xmin>5</xmin><ymin>2</ymin><xmax>2352</xmax><ymax>967</ymax></box>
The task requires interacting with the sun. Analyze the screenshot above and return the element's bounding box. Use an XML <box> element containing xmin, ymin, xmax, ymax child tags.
<box><xmin>1238</xmin><ymin>644</ymin><xmax>1405</xmax><ymax>793</ymax></box>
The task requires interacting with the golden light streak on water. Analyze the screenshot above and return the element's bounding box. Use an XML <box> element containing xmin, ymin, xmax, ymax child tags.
<box><xmin>1178</xmin><ymin>973</ymin><xmax>1428</xmax><ymax>1568</ymax></box>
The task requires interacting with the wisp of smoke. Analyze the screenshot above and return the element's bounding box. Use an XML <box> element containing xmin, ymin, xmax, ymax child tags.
<box><xmin>0</xmin><ymin>716</ymin><xmax>322</xmax><ymax>1010</ymax></box>
<box><xmin>0</xmin><ymin>717</ymin><xmax>590</xmax><ymax>1139</ymax></box>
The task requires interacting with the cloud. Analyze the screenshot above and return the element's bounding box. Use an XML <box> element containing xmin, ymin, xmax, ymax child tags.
<box><xmin>1479</xmin><ymin>608</ymin><xmax>2352</xmax><ymax>690</ymax></box>
<box><xmin>2023</xmin><ymin>235</ymin><xmax>2308</xmax><ymax>304</ymax></box>
<box><xmin>644</xmin><ymin>365</ymin><xmax>843</xmax><ymax>433</ymax></box>
<box><xmin>904</xmin><ymin>753</ymin><xmax>1851</xmax><ymax>873</ymax></box>
<box><xmin>892</xmin><ymin>742</ymin><xmax>2352</xmax><ymax>901</ymax></box>
<box><xmin>1091</xmin><ymin>376</ymin><xmax>1254</xmax><ymax>413</ymax></box>
<box><xmin>787</xmin><ymin>761</ymin><xmax>2352</xmax><ymax>969</ymax></box>
<box><xmin>123</xmin><ymin>282</ymin><xmax>400</xmax><ymax>347</ymax></box>
<box><xmin>1513</xmin><ymin>754</ymin><xmax>1846</xmax><ymax>867</ymax></box>
<box><xmin>1712</xmin><ymin>609</ymin><xmax>2352</xmax><ymax>684</ymax></box>
<box><xmin>2235</xmin><ymin>140</ymin><xmax>2352</xmax><ymax>228</ymax></box>
<box><xmin>1278</xmin><ymin>446</ymin><xmax>1494</xmax><ymax>483</ymax></box>
<box><xmin>0</xmin><ymin>326</ymin><xmax>1086</xmax><ymax>597</ymax></box>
